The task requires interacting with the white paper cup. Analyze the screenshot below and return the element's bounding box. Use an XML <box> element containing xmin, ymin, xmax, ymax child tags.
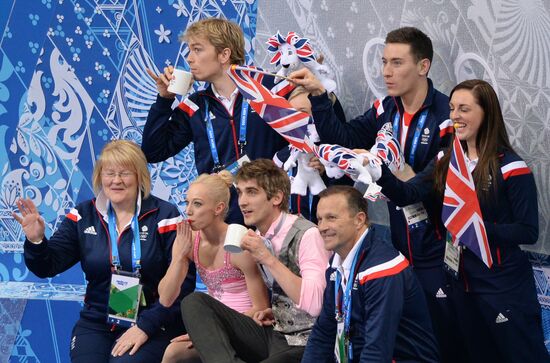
<box><xmin>224</xmin><ymin>224</ymin><xmax>248</xmax><ymax>253</ymax></box>
<box><xmin>167</xmin><ymin>68</ymin><xmax>193</xmax><ymax>95</ymax></box>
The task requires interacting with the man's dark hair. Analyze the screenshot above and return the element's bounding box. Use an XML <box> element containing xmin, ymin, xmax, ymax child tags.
<box><xmin>318</xmin><ymin>185</ymin><xmax>369</xmax><ymax>220</ymax></box>
<box><xmin>386</xmin><ymin>26</ymin><xmax>433</xmax><ymax>63</ymax></box>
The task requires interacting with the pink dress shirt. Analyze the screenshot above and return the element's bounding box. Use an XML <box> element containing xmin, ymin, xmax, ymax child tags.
<box><xmin>259</xmin><ymin>213</ymin><xmax>331</xmax><ymax>317</ymax></box>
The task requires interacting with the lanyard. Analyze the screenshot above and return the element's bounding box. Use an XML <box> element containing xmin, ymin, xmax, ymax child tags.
<box><xmin>392</xmin><ymin>108</ymin><xmax>429</xmax><ymax>168</ymax></box>
<box><xmin>204</xmin><ymin>101</ymin><xmax>222</xmax><ymax>170</ymax></box>
<box><xmin>204</xmin><ymin>100</ymin><xmax>249</xmax><ymax>170</ymax></box>
<box><xmin>334</xmin><ymin>246</ymin><xmax>362</xmax><ymax>360</ymax></box>
<box><xmin>108</xmin><ymin>204</ymin><xmax>141</xmax><ymax>274</ymax></box>
<box><xmin>239</xmin><ymin>101</ymin><xmax>249</xmax><ymax>155</ymax></box>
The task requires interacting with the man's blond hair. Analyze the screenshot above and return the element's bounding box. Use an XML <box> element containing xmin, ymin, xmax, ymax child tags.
<box><xmin>183</xmin><ymin>18</ymin><xmax>245</xmax><ymax>65</ymax></box>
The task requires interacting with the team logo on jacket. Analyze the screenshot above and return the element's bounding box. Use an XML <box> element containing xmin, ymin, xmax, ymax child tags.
<box><xmin>83</xmin><ymin>226</ymin><xmax>97</xmax><ymax>235</ymax></box>
<box><xmin>421</xmin><ymin>127</ymin><xmax>430</xmax><ymax>144</ymax></box>
<box><xmin>495</xmin><ymin>313</ymin><xmax>509</xmax><ymax>324</ymax></box>
<box><xmin>140</xmin><ymin>225</ymin><xmax>148</xmax><ymax>241</ymax></box>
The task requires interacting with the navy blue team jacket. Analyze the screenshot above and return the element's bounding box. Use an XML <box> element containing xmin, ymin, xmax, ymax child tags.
<box><xmin>142</xmin><ymin>83</ymin><xmax>292</xmax><ymax>223</ymax></box>
<box><xmin>302</xmin><ymin>225</ymin><xmax>439</xmax><ymax>362</ymax></box>
<box><xmin>377</xmin><ymin>149</ymin><xmax>539</xmax><ymax>294</ymax></box>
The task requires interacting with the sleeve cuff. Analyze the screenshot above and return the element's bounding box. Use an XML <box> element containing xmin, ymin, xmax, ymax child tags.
<box><xmin>376</xmin><ymin>164</ymin><xmax>394</xmax><ymax>186</ymax></box>
<box><xmin>136</xmin><ymin>304</ymin><xmax>172</xmax><ymax>337</ymax></box>
<box><xmin>309</xmin><ymin>91</ymin><xmax>332</xmax><ymax>111</ymax></box>
<box><xmin>24</xmin><ymin>238</ymin><xmax>48</xmax><ymax>253</ymax></box>
<box><xmin>136</xmin><ymin>314</ymin><xmax>159</xmax><ymax>337</ymax></box>
<box><xmin>155</xmin><ymin>94</ymin><xmax>177</xmax><ymax>107</ymax></box>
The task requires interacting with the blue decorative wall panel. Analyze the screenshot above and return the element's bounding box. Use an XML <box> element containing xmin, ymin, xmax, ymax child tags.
<box><xmin>0</xmin><ymin>1</ymin><xmax>257</xmax><ymax>361</ymax></box>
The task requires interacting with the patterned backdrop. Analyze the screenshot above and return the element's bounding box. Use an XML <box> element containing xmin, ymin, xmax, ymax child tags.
<box><xmin>253</xmin><ymin>0</ymin><xmax>550</xmax><ymax>353</ymax></box>
<box><xmin>1</xmin><ymin>0</ymin><xmax>550</xmax><ymax>361</ymax></box>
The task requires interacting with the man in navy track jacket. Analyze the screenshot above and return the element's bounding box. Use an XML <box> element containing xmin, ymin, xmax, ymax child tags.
<box><xmin>302</xmin><ymin>186</ymin><xmax>438</xmax><ymax>363</ymax></box>
<box><xmin>142</xmin><ymin>18</ymin><xmax>293</xmax><ymax>224</ymax></box>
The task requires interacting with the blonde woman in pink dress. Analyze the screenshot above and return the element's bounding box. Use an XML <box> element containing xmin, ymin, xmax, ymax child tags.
<box><xmin>158</xmin><ymin>171</ymin><xmax>269</xmax><ymax>363</ymax></box>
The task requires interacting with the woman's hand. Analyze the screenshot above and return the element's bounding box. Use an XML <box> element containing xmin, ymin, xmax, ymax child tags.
<box><xmin>172</xmin><ymin>221</ymin><xmax>192</xmax><ymax>263</ymax></box>
<box><xmin>170</xmin><ymin>334</ymin><xmax>194</xmax><ymax>349</ymax></box>
<box><xmin>12</xmin><ymin>198</ymin><xmax>45</xmax><ymax>243</ymax></box>
<box><xmin>146</xmin><ymin>66</ymin><xmax>176</xmax><ymax>99</ymax></box>
<box><xmin>111</xmin><ymin>325</ymin><xmax>149</xmax><ymax>357</ymax></box>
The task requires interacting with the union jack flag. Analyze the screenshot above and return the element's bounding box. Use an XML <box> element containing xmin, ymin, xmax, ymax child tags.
<box><xmin>227</xmin><ymin>65</ymin><xmax>312</xmax><ymax>152</ymax></box>
<box><xmin>442</xmin><ymin>136</ymin><xmax>492</xmax><ymax>268</ymax></box>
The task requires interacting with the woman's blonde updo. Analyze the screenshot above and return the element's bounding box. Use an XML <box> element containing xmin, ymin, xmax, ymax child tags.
<box><xmin>190</xmin><ymin>170</ymin><xmax>234</xmax><ymax>217</ymax></box>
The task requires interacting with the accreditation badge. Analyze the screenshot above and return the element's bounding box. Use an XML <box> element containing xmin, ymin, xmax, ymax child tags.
<box><xmin>402</xmin><ymin>202</ymin><xmax>428</xmax><ymax>227</ymax></box>
<box><xmin>107</xmin><ymin>271</ymin><xmax>143</xmax><ymax>328</ymax></box>
<box><xmin>225</xmin><ymin>154</ymin><xmax>251</xmax><ymax>176</ymax></box>
<box><xmin>334</xmin><ymin>319</ymin><xmax>349</xmax><ymax>363</ymax></box>
<box><xmin>443</xmin><ymin>234</ymin><xmax>461</xmax><ymax>279</ymax></box>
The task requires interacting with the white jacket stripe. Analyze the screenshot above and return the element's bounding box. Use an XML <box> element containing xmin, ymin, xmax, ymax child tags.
<box><xmin>157</xmin><ymin>216</ymin><xmax>183</xmax><ymax>233</ymax></box>
<box><xmin>357</xmin><ymin>253</ymin><xmax>407</xmax><ymax>282</ymax></box>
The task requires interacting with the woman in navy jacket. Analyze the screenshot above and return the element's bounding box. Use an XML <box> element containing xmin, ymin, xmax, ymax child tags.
<box><xmin>374</xmin><ymin>79</ymin><xmax>548</xmax><ymax>362</ymax></box>
<box><xmin>13</xmin><ymin>140</ymin><xmax>196</xmax><ymax>363</ymax></box>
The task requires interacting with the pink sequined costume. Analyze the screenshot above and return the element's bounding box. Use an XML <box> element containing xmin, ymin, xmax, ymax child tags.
<box><xmin>193</xmin><ymin>232</ymin><xmax>252</xmax><ymax>313</ymax></box>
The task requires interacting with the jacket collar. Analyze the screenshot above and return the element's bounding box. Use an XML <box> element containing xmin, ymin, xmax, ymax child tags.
<box><xmin>200</xmin><ymin>84</ymin><xmax>242</xmax><ymax>101</ymax></box>
<box><xmin>95</xmin><ymin>191</ymin><xmax>143</xmax><ymax>223</ymax></box>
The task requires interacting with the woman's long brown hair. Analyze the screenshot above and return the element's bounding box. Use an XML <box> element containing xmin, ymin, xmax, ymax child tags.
<box><xmin>434</xmin><ymin>79</ymin><xmax>514</xmax><ymax>200</ymax></box>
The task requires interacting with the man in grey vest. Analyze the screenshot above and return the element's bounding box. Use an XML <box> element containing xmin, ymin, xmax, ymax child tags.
<box><xmin>180</xmin><ymin>159</ymin><xmax>330</xmax><ymax>362</ymax></box>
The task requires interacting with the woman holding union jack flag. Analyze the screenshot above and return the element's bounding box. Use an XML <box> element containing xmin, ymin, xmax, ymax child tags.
<box><xmin>432</xmin><ymin>79</ymin><xmax>548</xmax><ymax>362</ymax></box>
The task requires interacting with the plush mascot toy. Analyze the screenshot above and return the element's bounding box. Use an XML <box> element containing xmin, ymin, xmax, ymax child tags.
<box><xmin>266</xmin><ymin>31</ymin><xmax>337</xmax><ymax>93</ymax></box>
<box><xmin>369</xmin><ymin>122</ymin><xmax>404</xmax><ymax>173</ymax></box>
<box><xmin>312</xmin><ymin>142</ymin><xmax>377</xmax><ymax>186</ymax></box>
<box><xmin>358</xmin><ymin>122</ymin><xmax>405</xmax><ymax>200</ymax></box>
<box><xmin>282</xmin><ymin>124</ymin><xmax>326</xmax><ymax>196</ymax></box>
